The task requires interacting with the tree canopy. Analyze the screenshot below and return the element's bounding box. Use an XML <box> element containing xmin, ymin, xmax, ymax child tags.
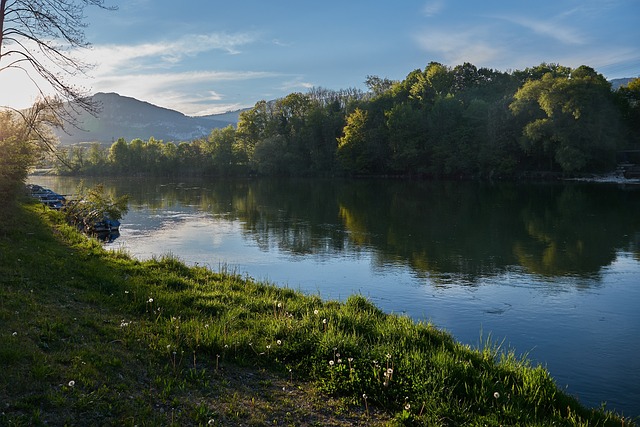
<box><xmin>53</xmin><ymin>63</ymin><xmax>640</xmax><ymax>180</ymax></box>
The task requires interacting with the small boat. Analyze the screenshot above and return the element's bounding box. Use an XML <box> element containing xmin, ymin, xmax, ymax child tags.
<box><xmin>27</xmin><ymin>184</ymin><xmax>66</xmax><ymax>210</ymax></box>
<box><xmin>91</xmin><ymin>217</ymin><xmax>121</xmax><ymax>234</ymax></box>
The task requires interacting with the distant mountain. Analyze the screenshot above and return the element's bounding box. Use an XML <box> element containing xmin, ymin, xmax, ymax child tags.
<box><xmin>54</xmin><ymin>92</ymin><xmax>242</xmax><ymax>145</ymax></box>
<box><xmin>610</xmin><ymin>78</ymin><xmax>636</xmax><ymax>90</ymax></box>
<box><xmin>198</xmin><ymin>109</ymin><xmax>247</xmax><ymax>124</ymax></box>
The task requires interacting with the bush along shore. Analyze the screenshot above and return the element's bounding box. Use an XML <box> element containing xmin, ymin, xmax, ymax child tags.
<box><xmin>1</xmin><ymin>201</ymin><xmax>636</xmax><ymax>426</ymax></box>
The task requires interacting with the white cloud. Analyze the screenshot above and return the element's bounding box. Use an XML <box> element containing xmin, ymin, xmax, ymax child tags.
<box><xmin>0</xmin><ymin>31</ymin><xmax>276</xmax><ymax>113</ymax></box>
<box><xmin>493</xmin><ymin>15</ymin><xmax>584</xmax><ymax>45</ymax></box>
<box><xmin>279</xmin><ymin>78</ymin><xmax>315</xmax><ymax>92</ymax></box>
<box><xmin>414</xmin><ymin>28</ymin><xmax>503</xmax><ymax>67</ymax></box>
<box><xmin>79</xmin><ymin>31</ymin><xmax>258</xmax><ymax>75</ymax></box>
<box><xmin>422</xmin><ymin>0</ymin><xmax>445</xmax><ymax>17</ymax></box>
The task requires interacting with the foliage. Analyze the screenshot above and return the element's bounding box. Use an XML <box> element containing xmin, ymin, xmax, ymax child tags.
<box><xmin>0</xmin><ymin>202</ymin><xmax>635</xmax><ymax>425</ymax></box>
<box><xmin>52</xmin><ymin>62</ymin><xmax>638</xmax><ymax>179</ymax></box>
<box><xmin>63</xmin><ymin>183</ymin><xmax>129</xmax><ymax>230</ymax></box>
<box><xmin>0</xmin><ymin>101</ymin><xmax>61</xmax><ymax>201</ymax></box>
<box><xmin>510</xmin><ymin>66</ymin><xmax>622</xmax><ymax>172</ymax></box>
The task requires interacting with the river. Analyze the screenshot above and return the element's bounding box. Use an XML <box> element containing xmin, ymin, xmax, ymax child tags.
<box><xmin>29</xmin><ymin>175</ymin><xmax>640</xmax><ymax>418</ymax></box>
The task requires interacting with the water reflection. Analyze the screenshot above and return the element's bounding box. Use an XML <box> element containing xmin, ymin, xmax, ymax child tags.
<box><xmin>39</xmin><ymin>176</ymin><xmax>640</xmax><ymax>285</ymax></box>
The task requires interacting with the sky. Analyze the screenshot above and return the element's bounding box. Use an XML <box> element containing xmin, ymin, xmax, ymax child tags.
<box><xmin>1</xmin><ymin>0</ymin><xmax>639</xmax><ymax>116</ymax></box>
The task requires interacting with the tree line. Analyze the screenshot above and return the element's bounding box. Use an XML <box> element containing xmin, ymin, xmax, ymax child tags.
<box><xmin>50</xmin><ymin>62</ymin><xmax>640</xmax><ymax>178</ymax></box>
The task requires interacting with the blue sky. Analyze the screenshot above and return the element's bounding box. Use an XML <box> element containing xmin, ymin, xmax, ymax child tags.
<box><xmin>1</xmin><ymin>0</ymin><xmax>638</xmax><ymax>115</ymax></box>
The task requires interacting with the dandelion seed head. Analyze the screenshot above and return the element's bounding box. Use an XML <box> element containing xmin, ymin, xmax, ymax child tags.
<box><xmin>386</xmin><ymin>353</ymin><xmax>391</xmax><ymax>359</ymax></box>
<box><xmin>148</xmin><ymin>298</ymin><xmax>153</xmax><ymax>303</ymax></box>
<box><xmin>313</xmin><ymin>309</ymin><xmax>319</xmax><ymax>315</ymax></box>
<box><xmin>322</xmin><ymin>318</ymin><xmax>327</xmax><ymax>324</ymax></box>
<box><xmin>405</xmin><ymin>403</ymin><xmax>411</xmax><ymax>410</ymax></box>
<box><xmin>277</xmin><ymin>340</ymin><xmax>282</xmax><ymax>345</ymax></box>
<box><xmin>363</xmin><ymin>393</ymin><xmax>367</xmax><ymax>399</ymax></box>
<box><xmin>329</xmin><ymin>360</ymin><xmax>334</xmax><ymax>366</ymax></box>
<box><xmin>12</xmin><ymin>332</ymin><xmax>17</xmax><ymax>337</ymax></box>
<box><xmin>387</xmin><ymin>368</ymin><xmax>394</xmax><ymax>374</ymax></box>
<box><xmin>494</xmin><ymin>391</ymin><xmax>500</xmax><ymax>399</ymax></box>
<box><xmin>68</xmin><ymin>380</ymin><xmax>75</xmax><ymax>387</ymax></box>
<box><xmin>348</xmin><ymin>357</ymin><xmax>354</xmax><ymax>362</ymax></box>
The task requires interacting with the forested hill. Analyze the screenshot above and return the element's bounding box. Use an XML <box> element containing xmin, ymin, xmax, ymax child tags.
<box><xmin>610</xmin><ymin>78</ymin><xmax>635</xmax><ymax>90</ymax></box>
<box><xmin>53</xmin><ymin>92</ymin><xmax>239</xmax><ymax>145</ymax></box>
<box><xmin>54</xmin><ymin>63</ymin><xmax>640</xmax><ymax>179</ymax></box>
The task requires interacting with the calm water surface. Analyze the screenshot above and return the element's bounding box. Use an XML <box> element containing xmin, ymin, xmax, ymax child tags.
<box><xmin>30</xmin><ymin>176</ymin><xmax>640</xmax><ymax>418</ymax></box>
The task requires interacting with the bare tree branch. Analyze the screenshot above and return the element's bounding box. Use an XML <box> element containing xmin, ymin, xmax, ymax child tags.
<box><xmin>1</xmin><ymin>0</ymin><xmax>116</xmax><ymax>119</ymax></box>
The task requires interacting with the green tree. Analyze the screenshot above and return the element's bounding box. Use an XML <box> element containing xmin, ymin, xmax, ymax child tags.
<box><xmin>616</xmin><ymin>77</ymin><xmax>640</xmax><ymax>145</ymax></box>
<box><xmin>207</xmin><ymin>125</ymin><xmax>241</xmax><ymax>176</ymax></box>
<box><xmin>510</xmin><ymin>66</ymin><xmax>622</xmax><ymax>172</ymax></box>
<box><xmin>160</xmin><ymin>141</ymin><xmax>178</xmax><ymax>174</ymax></box>
<box><xmin>143</xmin><ymin>137</ymin><xmax>163</xmax><ymax>173</ymax></box>
<box><xmin>385</xmin><ymin>102</ymin><xmax>429</xmax><ymax>173</ymax></box>
<box><xmin>237</xmin><ymin>100</ymin><xmax>270</xmax><ymax>162</ymax></box>
<box><xmin>87</xmin><ymin>142</ymin><xmax>108</xmax><ymax>172</ymax></box>
<box><xmin>0</xmin><ymin>102</ymin><xmax>60</xmax><ymax>199</ymax></box>
<box><xmin>108</xmin><ymin>138</ymin><xmax>130</xmax><ymax>173</ymax></box>
<box><xmin>253</xmin><ymin>135</ymin><xmax>287</xmax><ymax>175</ymax></box>
<box><xmin>337</xmin><ymin>108</ymin><xmax>370</xmax><ymax>173</ymax></box>
<box><xmin>365</xmin><ymin>75</ymin><xmax>396</xmax><ymax>97</ymax></box>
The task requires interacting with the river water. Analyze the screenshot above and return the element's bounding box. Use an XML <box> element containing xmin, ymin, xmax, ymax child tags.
<box><xmin>29</xmin><ymin>175</ymin><xmax>640</xmax><ymax>418</ymax></box>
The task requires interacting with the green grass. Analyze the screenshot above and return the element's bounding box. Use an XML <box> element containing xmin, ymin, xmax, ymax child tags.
<box><xmin>0</xmin><ymin>200</ymin><xmax>636</xmax><ymax>426</ymax></box>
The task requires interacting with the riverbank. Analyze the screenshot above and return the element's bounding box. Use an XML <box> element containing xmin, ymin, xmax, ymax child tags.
<box><xmin>1</xmin><ymin>200</ymin><xmax>635</xmax><ymax>426</ymax></box>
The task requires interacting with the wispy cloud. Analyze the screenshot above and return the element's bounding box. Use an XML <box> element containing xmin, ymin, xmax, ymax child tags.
<box><xmin>80</xmin><ymin>32</ymin><xmax>258</xmax><ymax>75</ymax></box>
<box><xmin>493</xmin><ymin>15</ymin><xmax>584</xmax><ymax>45</ymax></box>
<box><xmin>422</xmin><ymin>0</ymin><xmax>445</xmax><ymax>17</ymax></box>
<box><xmin>414</xmin><ymin>27</ymin><xmax>503</xmax><ymax>66</ymax></box>
<box><xmin>279</xmin><ymin>78</ymin><xmax>315</xmax><ymax>92</ymax></box>
<box><xmin>63</xmin><ymin>31</ymin><xmax>282</xmax><ymax>114</ymax></box>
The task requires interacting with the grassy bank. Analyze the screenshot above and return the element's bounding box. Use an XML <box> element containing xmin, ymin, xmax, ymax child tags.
<box><xmin>0</xmin><ymin>200</ymin><xmax>635</xmax><ymax>426</ymax></box>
